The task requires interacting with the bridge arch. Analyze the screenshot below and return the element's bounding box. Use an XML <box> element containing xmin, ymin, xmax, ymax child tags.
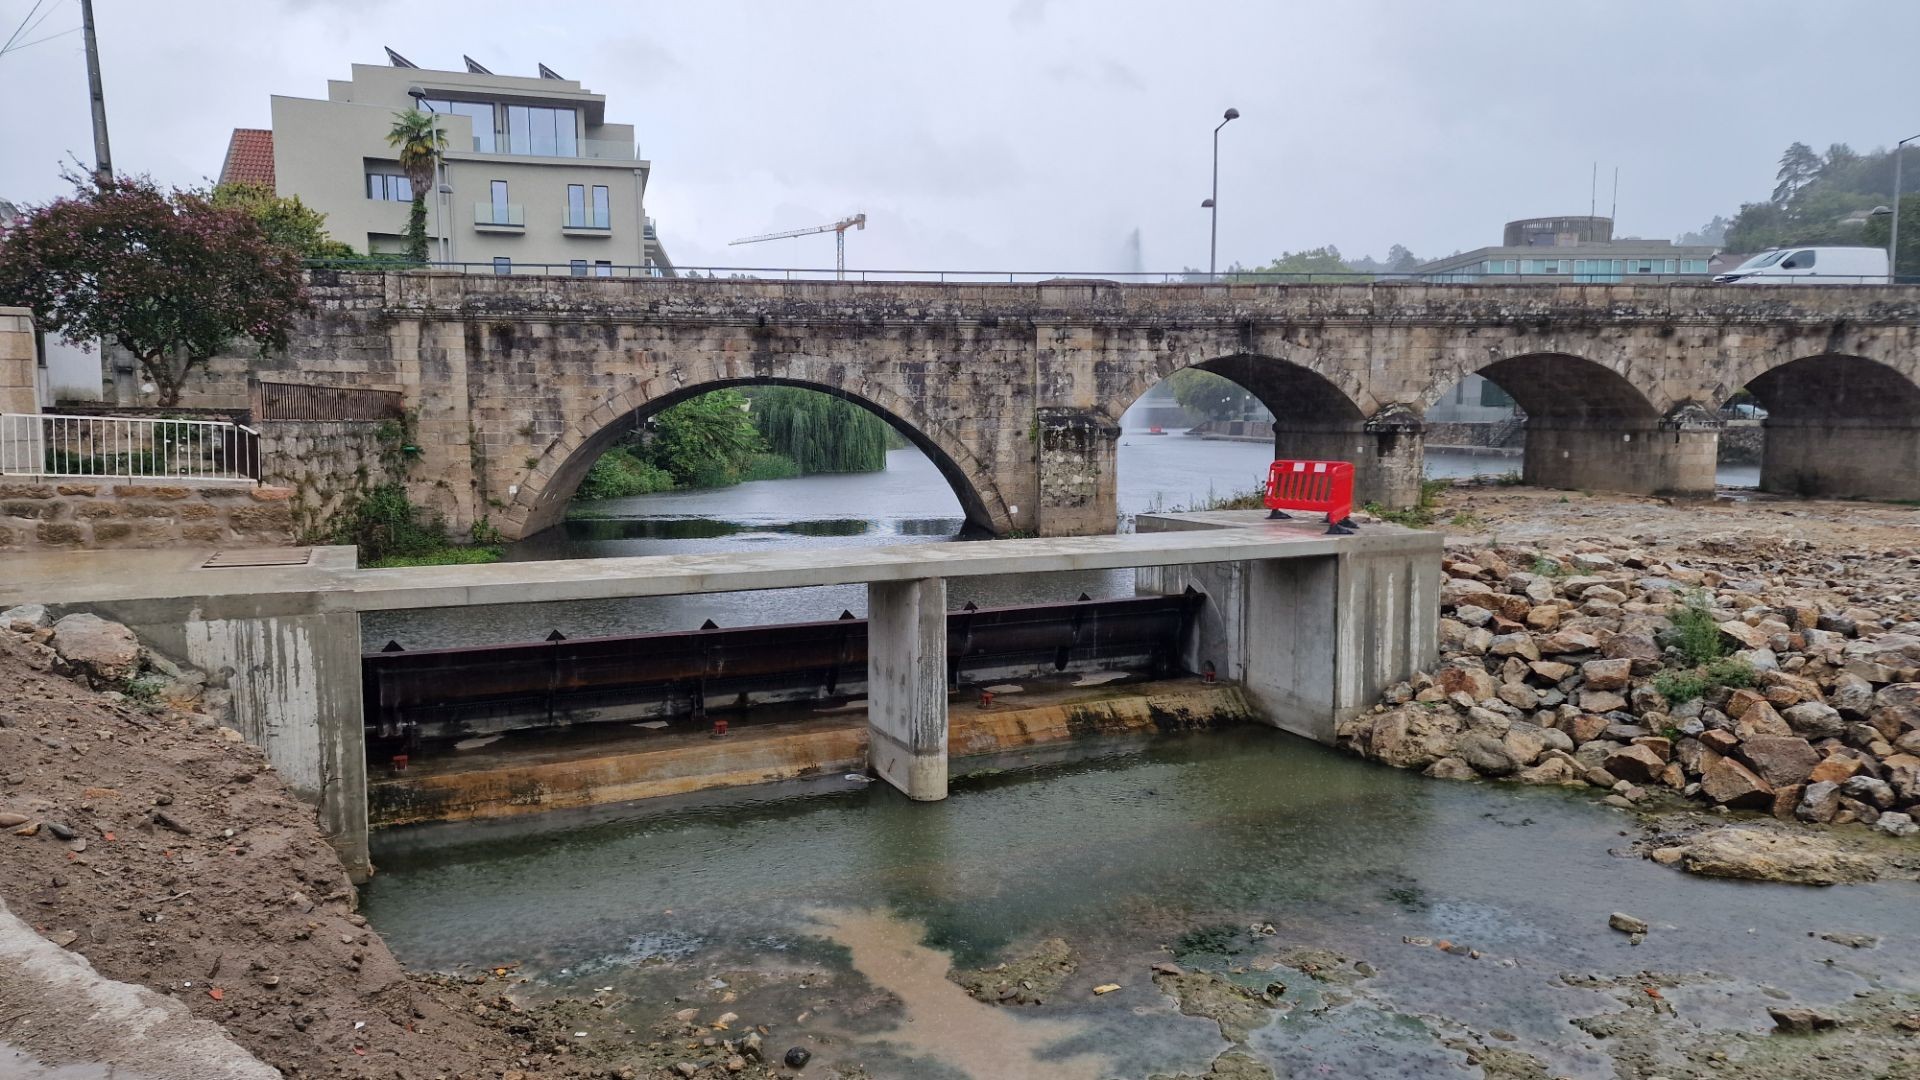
<box><xmin>1725</xmin><ymin>352</ymin><xmax>1920</xmax><ymax>499</ymax></box>
<box><xmin>1421</xmin><ymin>351</ymin><xmax>1707</xmax><ymax>496</ymax></box>
<box><xmin>1420</xmin><ymin>350</ymin><xmax>1661</xmax><ymax>420</ymax></box>
<box><xmin>1117</xmin><ymin>352</ymin><xmax>1419</xmax><ymax>509</ymax></box>
<box><xmin>507</xmin><ymin>365</ymin><xmax>1014</xmax><ymax>539</ymax></box>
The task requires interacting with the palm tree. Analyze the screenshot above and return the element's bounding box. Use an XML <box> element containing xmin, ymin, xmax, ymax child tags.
<box><xmin>386</xmin><ymin>109</ymin><xmax>446</xmax><ymax>263</ymax></box>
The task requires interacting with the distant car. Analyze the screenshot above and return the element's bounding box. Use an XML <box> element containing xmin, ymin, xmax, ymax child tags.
<box><xmin>1712</xmin><ymin>246</ymin><xmax>1888</xmax><ymax>284</ymax></box>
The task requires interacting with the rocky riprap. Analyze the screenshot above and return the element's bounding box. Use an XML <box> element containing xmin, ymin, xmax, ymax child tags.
<box><xmin>1336</xmin><ymin>542</ymin><xmax>1920</xmax><ymax>841</ymax></box>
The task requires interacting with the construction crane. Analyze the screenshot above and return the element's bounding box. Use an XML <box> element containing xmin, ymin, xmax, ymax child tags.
<box><xmin>729</xmin><ymin>214</ymin><xmax>867</xmax><ymax>279</ymax></box>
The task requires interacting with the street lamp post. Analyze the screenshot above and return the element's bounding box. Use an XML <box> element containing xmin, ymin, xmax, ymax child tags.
<box><xmin>1204</xmin><ymin>107</ymin><xmax>1239</xmax><ymax>280</ymax></box>
<box><xmin>1890</xmin><ymin>134</ymin><xmax>1920</xmax><ymax>284</ymax></box>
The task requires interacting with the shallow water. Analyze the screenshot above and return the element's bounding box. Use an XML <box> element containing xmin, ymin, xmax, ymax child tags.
<box><xmin>363</xmin><ymin>729</ymin><xmax>1920</xmax><ymax>1079</ymax></box>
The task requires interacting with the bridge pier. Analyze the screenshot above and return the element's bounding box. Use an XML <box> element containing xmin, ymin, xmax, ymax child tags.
<box><xmin>867</xmin><ymin>577</ymin><xmax>950</xmax><ymax>800</ymax></box>
<box><xmin>1271</xmin><ymin>410</ymin><xmax>1425</xmax><ymax>511</ymax></box>
<box><xmin>1760</xmin><ymin>418</ymin><xmax>1920</xmax><ymax>500</ymax></box>
<box><xmin>1521</xmin><ymin>418</ymin><xmax>1718</xmax><ymax>497</ymax></box>
<box><xmin>1034</xmin><ymin>409</ymin><xmax>1121</xmax><ymax>536</ymax></box>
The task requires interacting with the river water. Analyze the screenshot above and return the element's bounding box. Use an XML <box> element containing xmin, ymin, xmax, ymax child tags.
<box><xmin>363</xmin><ymin>729</ymin><xmax>1920</xmax><ymax>1079</ymax></box>
<box><xmin>363</xmin><ymin>433</ymin><xmax>1760</xmax><ymax>650</ymax></box>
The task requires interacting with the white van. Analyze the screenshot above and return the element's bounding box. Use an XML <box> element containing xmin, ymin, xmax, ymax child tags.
<box><xmin>1712</xmin><ymin>246</ymin><xmax>1888</xmax><ymax>284</ymax></box>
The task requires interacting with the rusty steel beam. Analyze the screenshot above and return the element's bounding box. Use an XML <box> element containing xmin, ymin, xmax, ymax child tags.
<box><xmin>363</xmin><ymin>593</ymin><xmax>1200</xmax><ymax>743</ymax></box>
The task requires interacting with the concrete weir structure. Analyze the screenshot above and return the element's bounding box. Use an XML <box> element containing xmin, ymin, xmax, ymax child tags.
<box><xmin>4</xmin><ymin>514</ymin><xmax>1439</xmax><ymax>878</ymax></box>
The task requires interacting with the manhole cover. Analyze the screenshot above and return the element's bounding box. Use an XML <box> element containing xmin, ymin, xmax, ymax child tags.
<box><xmin>202</xmin><ymin>548</ymin><xmax>314</xmax><ymax>568</ymax></box>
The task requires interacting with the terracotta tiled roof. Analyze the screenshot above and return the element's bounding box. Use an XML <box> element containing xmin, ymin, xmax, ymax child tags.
<box><xmin>219</xmin><ymin>128</ymin><xmax>275</xmax><ymax>189</ymax></box>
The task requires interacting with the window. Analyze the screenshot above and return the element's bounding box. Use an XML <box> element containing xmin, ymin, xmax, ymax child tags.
<box><xmin>491</xmin><ymin>180</ymin><xmax>509</xmax><ymax>212</ymax></box>
<box><xmin>506</xmin><ymin>105</ymin><xmax>577</xmax><ymax>156</ymax></box>
<box><xmin>493</xmin><ymin>257</ymin><xmax>511</xmax><ymax>275</ymax></box>
<box><xmin>1782</xmin><ymin>249</ymin><xmax>1816</xmax><ymax>270</ymax></box>
<box><xmin>570</xmin><ymin>259</ymin><xmax>588</xmax><ymax>276</ymax></box>
<box><xmin>366</xmin><ymin>173</ymin><xmax>412</xmax><ymax>201</ymax></box>
<box><xmin>593</xmin><ymin>260</ymin><xmax>613</xmax><ymax>277</ymax></box>
<box><xmin>592</xmin><ymin>185</ymin><xmax>610</xmax><ymax>228</ymax></box>
<box><xmin>567</xmin><ymin>184</ymin><xmax>586</xmax><ymax>226</ymax></box>
<box><xmin>420</xmin><ymin>99</ymin><xmax>496</xmax><ymax>153</ymax></box>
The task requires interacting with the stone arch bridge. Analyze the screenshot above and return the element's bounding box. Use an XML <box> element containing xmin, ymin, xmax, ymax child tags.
<box><xmin>246</xmin><ymin>271</ymin><xmax>1920</xmax><ymax>539</ymax></box>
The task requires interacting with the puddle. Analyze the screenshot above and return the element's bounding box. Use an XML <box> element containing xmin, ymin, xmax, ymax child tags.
<box><xmin>810</xmin><ymin>908</ymin><xmax>1108</xmax><ymax>1079</ymax></box>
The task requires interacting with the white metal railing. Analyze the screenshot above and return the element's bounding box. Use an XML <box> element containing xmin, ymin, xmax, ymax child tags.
<box><xmin>0</xmin><ymin>413</ymin><xmax>261</xmax><ymax>484</ymax></box>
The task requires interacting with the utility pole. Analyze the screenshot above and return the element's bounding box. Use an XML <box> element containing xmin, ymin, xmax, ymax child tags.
<box><xmin>80</xmin><ymin>0</ymin><xmax>112</xmax><ymax>183</ymax></box>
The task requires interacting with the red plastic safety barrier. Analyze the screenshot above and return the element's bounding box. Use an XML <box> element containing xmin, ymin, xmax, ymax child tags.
<box><xmin>1264</xmin><ymin>459</ymin><xmax>1356</xmax><ymax>533</ymax></box>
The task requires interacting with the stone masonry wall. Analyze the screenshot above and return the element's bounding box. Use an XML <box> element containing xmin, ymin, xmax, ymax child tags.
<box><xmin>115</xmin><ymin>272</ymin><xmax>1920</xmax><ymax>538</ymax></box>
<box><xmin>257</xmin><ymin>420</ymin><xmax>404</xmax><ymax>540</ymax></box>
<box><xmin>0</xmin><ymin>481</ymin><xmax>296</xmax><ymax>551</ymax></box>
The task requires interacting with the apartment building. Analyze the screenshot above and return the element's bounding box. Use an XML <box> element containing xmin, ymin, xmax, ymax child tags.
<box><xmin>221</xmin><ymin>50</ymin><xmax>672</xmax><ymax>275</ymax></box>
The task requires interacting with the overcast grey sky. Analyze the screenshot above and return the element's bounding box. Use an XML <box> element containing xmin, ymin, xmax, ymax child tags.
<box><xmin>4</xmin><ymin>0</ymin><xmax>1918</xmax><ymax>271</ymax></box>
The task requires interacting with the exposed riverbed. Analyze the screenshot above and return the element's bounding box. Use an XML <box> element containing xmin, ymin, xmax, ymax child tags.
<box><xmin>364</xmin><ymin>728</ymin><xmax>1920</xmax><ymax>1079</ymax></box>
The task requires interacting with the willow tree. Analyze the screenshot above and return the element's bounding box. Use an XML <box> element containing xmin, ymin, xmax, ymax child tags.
<box><xmin>385</xmin><ymin>109</ymin><xmax>446</xmax><ymax>263</ymax></box>
<box><xmin>750</xmin><ymin>388</ymin><xmax>889</xmax><ymax>474</ymax></box>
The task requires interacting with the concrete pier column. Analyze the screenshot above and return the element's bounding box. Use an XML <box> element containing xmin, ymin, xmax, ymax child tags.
<box><xmin>1132</xmin><ymin>514</ymin><xmax>1441</xmax><ymax>743</ymax></box>
<box><xmin>177</xmin><ymin>609</ymin><xmax>370</xmax><ymax>881</ymax></box>
<box><xmin>1522</xmin><ymin>417</ymin><xmax>1717</xmax><ymax>497</ymax></box>
<box><xmin>867</xmin><ymin>577</ymin><xmax>949</xmax><ymax>799</ymax></box>
<box><xmin>1271</xmin><ymin>408</ymin><xmax>1425</xmax><ymax>510</ymax></box>
<box><xmin>1034</xmin><ymin>408</ymin><xmax>1120</xmax><ymax>536</ymax></box>
<box><xmin>1760</xmin><ymin>418</ymin><xmax>1920</xmax><ymax>500</ymax></box>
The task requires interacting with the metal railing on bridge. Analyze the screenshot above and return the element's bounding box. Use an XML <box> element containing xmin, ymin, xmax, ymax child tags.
<box><xmin>0</xmin><ymin>413</ymin><xmax>260</xmax><ymax>484</ymax></box>
<box><xmin>301</xmin><ymin>259</ymin><xmax>1915</xmax><ymax>285</ymax></box>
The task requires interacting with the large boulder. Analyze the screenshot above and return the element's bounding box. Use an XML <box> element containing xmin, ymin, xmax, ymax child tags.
<box><xmin>1434</xmin><ymin>662</ymin><xmax>1496</xmax><ymax>703</ymax></box>
<box><xmin>1580</xmin><ymin>658</ymin><xmax>1632</xmax><ymax>691</ymax></box>
<box><xmin>1539</xmin><ymin>630</ymin><xmax>1600</xmax><ymax>655</ymax></box>
<box><xmin>1699</xmin><ymin>757</ymin><xmax>1773</xmax><ymax>808</ymax></box>
<box><xmin>1717</xmin><ymin>620</ymin><xmax>1771</xmax><ymax>651</ymax></box>
<box><xmin>50</xmin><ymin>613</ymin><xmax>141</xmax><ymax>687</ymax></box>
<box><xmin>1676</xmin><ymin>827</ymin><xmax>1876</xmax><ymax>885</ymax></box>
<box><xmin>1868</xmin><ymin>684</ymin><xmax>1920</xmax><ymax>740</ymax></box>
<box><xmin>1795</xmin><ymin>781</ymin><xmax>1843</xmax><ymax>824</ymax></box>
<box><xmin>1441</xmin><ymin>578</ymin><xmax>1499</xmax><ymax>611</ymax></box>
<box><xmin>1604</xmin><ymin>744</ymin><xmax>1667</xmax><ymax>784</ymax></box>
<box><xmin>1457</xmin><ymin>731</ymin><xmax>1519</xmax><ymax>776</ymax></box>
<box><xmin>1737</xmin><ymin>735</ymin><xmax>1822</xmax><ymax>788</ymax></box>
<box><xmin>1829</xmin><ymin>672</ymin><xmax>1877</xmax><ymax>719</ymax></box>
<box><xmin>1370</xmin><ymin>707</ymin><xmax>1464</xmax><ymax>771</ymax></box>
<box><xmin>1734</xmin><ymin>700</ymin><xmax>1793</xmax><ymax>740</ymax></box>
<box><xmin>1781</xmin><ymin>702</ymin><xmax>1845</xmax><ymax>741</ymax></box>
<box><xmin>1488</xmin><ymin>633</ymin><xmax>1540</xmax><ymax>662</ymax></box>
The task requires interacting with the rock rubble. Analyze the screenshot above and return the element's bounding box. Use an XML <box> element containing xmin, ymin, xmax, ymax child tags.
<box><xmin>1337</xmin><ymin>541</ymin><xmax>1920</xmax><ymax>838</ymax></box>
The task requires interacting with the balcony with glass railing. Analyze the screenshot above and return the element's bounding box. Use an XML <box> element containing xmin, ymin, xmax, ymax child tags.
<box><xmin>562</xmin><ymin>207</ymin><xmax>611</xmax><ymax>230</ymax></box>
<box><xmin>448</xmin><ymin>135</ymin><xmax>637</xmax><ymax>161</ymax></box>
<box><xmin>474</xmin><ymin>202</ymin><xmax>525</xmax><ymax>229</ymax></box>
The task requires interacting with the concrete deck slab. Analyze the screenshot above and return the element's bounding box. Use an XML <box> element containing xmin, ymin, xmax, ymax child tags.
<box><xmin>1</xmin><ymin>515</ymin><xmax>1436</xmax><ymax>616</ymax></box>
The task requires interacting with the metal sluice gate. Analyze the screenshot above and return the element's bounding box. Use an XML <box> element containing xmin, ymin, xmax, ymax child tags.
<box><xmin>362</xmin><ymin>592</ymin><xmax>1204</xmax><ymax>748</ymax></box>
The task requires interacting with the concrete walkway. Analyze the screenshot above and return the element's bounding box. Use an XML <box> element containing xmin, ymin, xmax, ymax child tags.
<box><xmin>0</xmin><ymin>897</ymin><xmax>278</xmax><ymax>1080</ymax></box>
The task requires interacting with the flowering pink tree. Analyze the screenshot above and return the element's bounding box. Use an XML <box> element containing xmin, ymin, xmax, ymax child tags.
<box><xmin>0</xmin><ymin>174</ymin><xmax>310</xmax><ymax>406</ymax></box>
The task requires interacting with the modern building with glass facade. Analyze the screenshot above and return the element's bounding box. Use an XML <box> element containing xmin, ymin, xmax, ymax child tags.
<box><xmin>1414</xmin><ymin>216</ymin><xmax>1715</xmax><ymax>284</ymax></box>
<box><xmin>222</xmin><ymin>52</ymin><xmax>673</xmax><ymax>275</ymax></box>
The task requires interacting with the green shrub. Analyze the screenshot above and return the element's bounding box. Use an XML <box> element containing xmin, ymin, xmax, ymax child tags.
<box><xmin>1529</xmin><ymin>555</ymin><xmax>1566</xmax><ymax>577</ymax></box>
<box><xmin>1665</xmin><ymin>590</ymin><xmax>1725</xmax><ymax>668</ymax></box>
<box><xmin>327</xmin><ymin>482</ymin><xmax>502</xmax><ymax>566</ymax></box>
<box><xmin>576</xmin><ymin>446</ymin><xmax>676</xmax><ymax>500</ymax></box>
<box><xmin>1653</xmin><ymin>656</ymin><xmax>1754</xmax><ymax>704</ymax></box>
